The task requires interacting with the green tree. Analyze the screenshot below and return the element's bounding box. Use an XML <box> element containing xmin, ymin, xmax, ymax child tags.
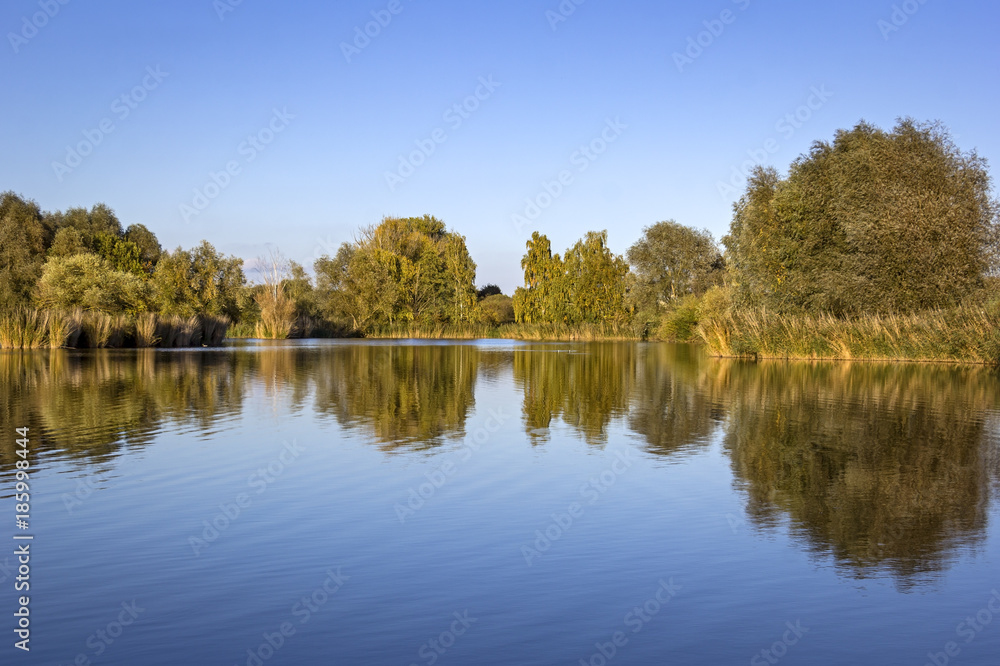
<box><xmin>152</xmin><ymin>241</ymin><xmax>245</xmax><ymax>319</ymax></box>
<box><xmin>514</xmin><ymin>230</ymin><xmax>630</xmax><ymax>324</ymax></box>
<box><xmin>724</xmin><ymin>120</ymin><xmax>1000</xmax><ymax>314</ymax></box>
<box><xmin>45</xmin><ymin>203</ymin><xmax>123</xmax><ymax>251</ymax></box>
<box><xmin>35</xmin><ymin>254</ymin><xmax>153</xmax><ymax>315</ymax></box>
<box><xmin>0</xmin><ymin>192</ymin><xmax>46</xmax><ymax>309</ymax></box>
<box><xmin>124</xmin><ymin>223</ymin><xmax>163</xmax><ymax>268</ymax></box>
<box><xmin>513</xmin><ymin>232</ymin><xmax>562</xmax><ymax>323</ymax></box>
<box><xmin>626</xmin><ymin>221</ymin><xmax>724</xmax><ymax>316</ymax></box>
<box><xmin>314</xmin><ymin>216</ymin><xmax>478</xmax><ymax>331</ymax></box>
<box><xmin>48</xmin><ymin>227</ymin><xmax>88</xmax><ymax>259</ymax></box>
<box><xmin>95</xmin><ymin>234</ymin><xmax>146</xmax><ymax>276</ymax></box>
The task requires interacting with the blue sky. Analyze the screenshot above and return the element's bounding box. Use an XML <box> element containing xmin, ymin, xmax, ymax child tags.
<box><xmin>2</xmin><ymin>0</ymin><xmax>998</xmax><ymax>292</ymax></box>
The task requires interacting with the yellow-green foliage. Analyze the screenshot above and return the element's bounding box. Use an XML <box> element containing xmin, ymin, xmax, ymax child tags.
<box><xmin>698</xmin><ymin>299</ymin><xmax>1000</xmax><ymax>365</ymax></box>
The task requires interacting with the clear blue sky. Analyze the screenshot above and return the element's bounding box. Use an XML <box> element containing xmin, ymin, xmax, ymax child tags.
<box><xmin>3</xmin><ymin>0</ymin><xmax>998</xmax><ymax>292</ymax></box>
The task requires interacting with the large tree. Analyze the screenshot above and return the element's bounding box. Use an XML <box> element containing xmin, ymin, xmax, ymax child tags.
<box><xmin>0</xmin><ymin>192</ymin><xmax>47</xmax><ymax>309</ymax></box>
<box><xmin>152</xmin><ymin>241</ymin><xmax>246</xmax><ymax>319</ymax></box>
<box><xmin>514</xmin><ymin>230</ymin><xmax>630</xmax><ymax>325</ymax></box>
<box><xmin>626</xmin><ymin>220</ymin><xmax>724</xmax><ymax>315</ymax></box>
<box><xmin>314</xmin><ymin>216</ymin><xmax>478</xmax><ymax>331</ymax></box>
<box><xmin>724</xmin><ymin>119</ymin><xmax>1000</xmax><ymax>314</ymax></box>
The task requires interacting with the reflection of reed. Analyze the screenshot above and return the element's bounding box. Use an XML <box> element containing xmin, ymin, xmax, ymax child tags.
<box><xmin>717</xmin><ymin>360</ymin><xmax>1000</xmax><ymax>585</ymax></box>
<box><xmin>0</xmin><ymin>350</ymin><xmax>249</xmax><ymax>469</ymax></box>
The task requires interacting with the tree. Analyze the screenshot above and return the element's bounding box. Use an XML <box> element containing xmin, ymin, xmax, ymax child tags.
<box><xmin>313</xmin><ymin>216</ymin><xmax>478</xmax><ymax>331</ymax></box>
<box><xmin>152</xmin><ymin>242</ymin><xmax>245</xmax><ymax>319</ymax></box>
<box><xmin>0</xmin><ymin>192</ymin><xmax>46</xmax><ymax>309</ymax></box>
<box><xmin>45</xmin><ymin>204</ymin><xmax>123</xmax><ymax>251</ymax></box>
<box><xmin>514</xmin><ymin>230</ymin><xmax>630</xmax><ymax>324</ymax></box>
<box><xmin>513</xmin><ymin>232</ymin><xmax>562</xmax><ymax>323</ymax></box>
<box><xmin>724</xmin><ymin>120</ymin><xmax>1000</xmax><ymax>314</ymax></box>
<box><xmin>626</xmin><ymin>221</ymin><xmax>724</xmax><ymax>316</ymax></box>
<box><xmin>35</xmin><ymin>254</ymin><xmax>153</xmax><ymax>315</ymax></box>
<box><xmin>48</xmin><ymin>227</ymin><xmax>88</xmax><ymax>259</ymax></box>
<box><xmin>477</xmin><ymin>284</ymin><xmax>502</xmax><ymax>300</ymax></box>
<box><xmin>124</xmin><ymin>224</ymin><xmax>163</xmax><ymax>268</ymax></box>
<box><xmin>480</xmin><ymin>294</ymin><xmax>515</xmax><ymax>325</ymax></box>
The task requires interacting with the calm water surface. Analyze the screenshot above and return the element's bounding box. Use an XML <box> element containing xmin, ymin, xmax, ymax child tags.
<box><xmin>2</xmin><ymin>340</ymin><xmax>999</xmax><ymax>665</ymax></box>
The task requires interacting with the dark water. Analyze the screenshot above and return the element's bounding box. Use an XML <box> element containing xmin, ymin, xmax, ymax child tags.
<box><xmin>2</xmin><ymin>341</ymin><xmax>1000</xmax><ymax>665</ymax></box>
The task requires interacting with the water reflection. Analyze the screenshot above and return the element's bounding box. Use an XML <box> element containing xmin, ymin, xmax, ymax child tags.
<box><xmin>718</xmin><ymin>361</ymin><xmax>1000</xmax><ymax>586</ymax></box>
<box><xmin>312</xmin><ymin>344</ymin><xmax>479</xmax><ymax>451</ymax></box>
<box><xmin>513</xmin><ymin>344</ymin><xmax>635</xmax><ymax>445</ymax></box>
<box><xmin>2</xmin><ymin>341</ymin><xmax>998</xmax><ymax>585</ymax></box>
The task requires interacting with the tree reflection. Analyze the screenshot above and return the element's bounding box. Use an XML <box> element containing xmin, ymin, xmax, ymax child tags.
<box><xmin>513</xmin><ymin>344</ymin><xmax>635</xmax><ymax>445</ymax></box>
<box><xmin>312</xmin><ymin>343</ymin><xmax>478</xmax><ymax>451</ymax></box>
<box><xmin>720</xmin><ymin>361</ymin><xmax>999</xmax><ymax>586</ymax></box>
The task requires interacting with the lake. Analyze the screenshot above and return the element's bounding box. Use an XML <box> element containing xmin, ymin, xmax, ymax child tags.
<box><xmin>2</xmin><ymin>340</ymin><xmax>1000</xmax><ymax>665</ymax></box>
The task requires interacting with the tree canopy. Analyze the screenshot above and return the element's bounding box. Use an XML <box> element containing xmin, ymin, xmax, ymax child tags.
<box><xmin>723</xmin><ymin>119</ymin><xmax>1000</xmax><ymax>315</ymax></box>
<box><xmin>513</xmin><ymin>230</ymin><xmax>630</xmax><ymax>324</ymax></box>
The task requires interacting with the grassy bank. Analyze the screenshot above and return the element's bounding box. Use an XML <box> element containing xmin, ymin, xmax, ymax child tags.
<box><xmin>697</xmin><ymin>302</ymin><xmax>1000</xmax><ymax>365</ymax></box>
<box><xmin>0</xmin><ymin>309</ymin><xmax>230</xmax><ymax>349</ymax></box>
<box><xmin>365</xmin><ymin>321</ymin><xmax>645</xmax><ymax>341</ymax></box>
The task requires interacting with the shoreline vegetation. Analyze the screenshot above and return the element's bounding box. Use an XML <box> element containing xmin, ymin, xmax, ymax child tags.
<box><xmin>2</xmin><ymin>118</ymin><xmax>998</xmax><ymax>364</ymax></box>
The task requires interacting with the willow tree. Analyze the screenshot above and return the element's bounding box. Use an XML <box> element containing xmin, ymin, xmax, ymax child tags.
<box><xmin>724</xmin><ymin>119</ymin><xmax>1000</xmax><ymax>314</ymax></box>
<box><xmin>314</xmin><ymin>216</ymin><xmax>478</xmax><ymax>331</ymax></box>
<box><xmin>514</xmin><ymin>230</ymin><xmax>630</xmax><ymax>324</ymax></box>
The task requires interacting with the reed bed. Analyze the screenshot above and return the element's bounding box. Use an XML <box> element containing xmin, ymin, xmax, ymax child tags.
<box><xmin>697</xmin><ymin>303</ymin><xmax>1000</xmax><ymax>365</ymax></box>
<box><xmin>0</xmin><ymin>310</ymin><xmax>230</xmax><ymax>349</ymax></box>
<box><xmin>368</xmin><ymin>321</ymin><xmax>644</xmax><ymax>341</ymax></box>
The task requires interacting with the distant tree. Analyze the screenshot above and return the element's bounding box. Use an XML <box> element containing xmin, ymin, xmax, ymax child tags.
<box><xmin>724</xmin><ymin>120</ymin><xmax>1000</xmax><ymax>314</ymax></box>
<box><xmin>152</xmin><ymin>241</ymin><xmax>245</xmax><ymax>319</ymax></box>
<box><xmin>513</xmin><ymin>232</ymin><xmax>563</xmax><ymax>323</ymax></box>
<box><xmin>124</xmin><ymin>224</ymin><xmax>163</xmax><ymax>268</ymax></box>
<box><xmin>514</xmin><ymin>230</ymin><xmax>630</xmax><ymax>324</ymax></box>
<box><xmin>0</xmin><ymin>192</ymin><xmax>46</xmax><ymax>309</ymax></box>
<box><xmin>480</xmin><ymin>294</ymin><xmax>515</xmax><ymax>325</ymax></box>
<box><xmin>94</xmin><ymin>234</ymin><xmax>146</xmax><ymax>276</ymax></box>
<box><xmin>627</xmin><ymin>220</ymin><xmax>724</xmax><ymax>316</ymax></box>
<box><xmin>45</xmin><ymin>203</ymin><xmax>123</xmax><ymax>250</ymax></box>
<box><xmin>562</xmin><ymin>231</ymin><xmax>631</xmax><ymax>324</ymax></box>
<box><xmin>314</xmin><ymin>216</ymin><xmax>478</xmax><ymax>331</ymax></box>
<box><xmin>477</xmin><ymin>284</ymin><xmax>503</xmax><ymax>300</ymax></box>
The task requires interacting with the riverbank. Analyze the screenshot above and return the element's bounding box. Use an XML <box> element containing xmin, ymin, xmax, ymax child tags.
<box><xmin>697</xmin><ymin>302</ymin><xmax>1000</xmax><ymax>365</ymax></box>
<box><xmin>0</xmin><ymin>309</ymin><xmax>230</xmax><ymax>349</ymax></box>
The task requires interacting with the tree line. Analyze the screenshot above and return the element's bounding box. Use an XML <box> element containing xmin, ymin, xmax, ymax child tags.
<box><xmin>1</xmin><ymin>117</ymin><xmax>997</xmax><ymax>346</ymax></box>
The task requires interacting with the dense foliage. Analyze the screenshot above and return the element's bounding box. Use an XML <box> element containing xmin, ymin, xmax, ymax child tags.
<box><xmin>513</xmin><ymin>230</ymin><xmax>630</xmax><ymax>325</ymax></box>
<box><xmin>723</xmin><ymin>120</ymin><xmax>1000</xmax><ymax>315</ymax></box>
